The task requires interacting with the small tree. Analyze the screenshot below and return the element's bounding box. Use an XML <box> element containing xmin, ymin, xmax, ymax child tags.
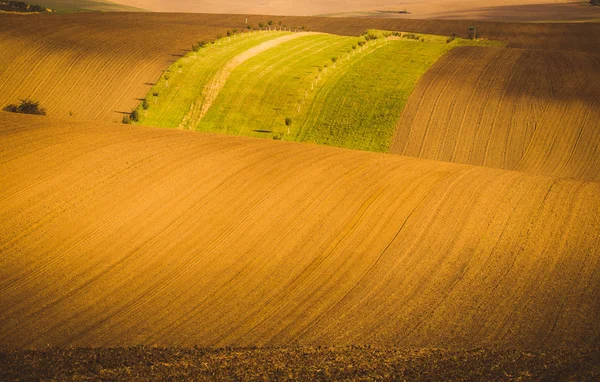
<box><xmin>122</xmin><ymin>115</ymin><xmax>132</xmax><ymax>124</ymax></box>
<box><xmin>364</xmin><ymin>32</ymin><xmax>378</xmax><ymax>41</ymax></box>
<box><xmin>467</xmin><ymin>27</ymin><xmax>477</xmax><ymax>40</ymax></box>
<box><xmin>285</xmin><ymin>117</ymin><xmax>292</xmax><ymax>134</ymax></box>
<box><xmin>142</xmin><ymin>99</ymin><xmax>149</xmax><ymax>110</ymax></box>
<box><xmin>130</xmin><ymin>109</ymin><xmax>140</xmax><ymax>122</ymax></box>
<box><xmin>164</xmin><ymin>73</ymin><xmax>171</xmax><ymax>88</ymax></box>
<box><xmin>258</xmin><ymin>22</ymin><xmax>264</xmax><ymax>30</ymax></box>
<box><xmin>331</xmin><ymin>56</ymin><xmax>338</xmax><ymax>68</ymax></box>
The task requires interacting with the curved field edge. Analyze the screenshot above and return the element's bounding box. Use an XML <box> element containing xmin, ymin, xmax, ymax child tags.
<box><xmin>1</xmin><ymin>112</ymin><xmax>599</xmax><ymax>349</ymax></box>
<box><xmin>296</xmin><ymin>34</ymin><xmax>454</xmax><ymax>152</ymax></box>
<box><xmin>2</xmin><ymin>347</ymin><xmax>599</xmax><ymax>380</ymax></box>
<box><xmin>141</xmin><ymin>30</ymin><xmax>495</xmax><ymax>152</ymax></box>
<box><xmin>0</xmin><ymin>13</ymin><xmax>598</xmax><ymax>122</ymax></box>
<box><xmin>389</xmin><ymin>46</ymin><xmax>600</xmax><ymax>181</ymax></box>
<box><xmin>137</xmin><ymin>31</ymin><xmax>292</xmax><ymax>129</ymax></box>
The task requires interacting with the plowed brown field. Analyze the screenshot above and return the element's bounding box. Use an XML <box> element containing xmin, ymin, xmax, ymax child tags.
<box><xmin>110</xmin><ymin>0</ymin><xmax>600</xmax><ymax>22</ymax></box>
<box><xmin>1</xmin><ymin>13</ymin><xmax>599</xmax><ymax>122</ymax></box>
<box><xmin>1</xmin><ymin>112</ymin><xmax>599</xmax><ymax>349</ymax></box>
<box><xmin>0</xmin><ymin>13</ymin><xmax>240</xmax><ymax>122</ymax></box>
<box><xmin>390</xmin><ymin>47</ymin><xmax>600</xmax><ymax>181</ymax></box>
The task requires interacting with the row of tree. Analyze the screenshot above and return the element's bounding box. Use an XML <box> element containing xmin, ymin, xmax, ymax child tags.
<box><xmin>0</xmin><ymin>1</ymin><xmax>49</xmax><ymax>12</ymax></box>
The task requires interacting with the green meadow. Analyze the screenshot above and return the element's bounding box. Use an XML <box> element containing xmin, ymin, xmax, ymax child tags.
<box><xmin>138</xmin><ymin>30</ymin><xmax>503</xmax><ymax>152</ymax></box>
<box><xmin>140</xmin><ymin>31</ymin><xmax>289</xmax><ymax>128</ymax></box>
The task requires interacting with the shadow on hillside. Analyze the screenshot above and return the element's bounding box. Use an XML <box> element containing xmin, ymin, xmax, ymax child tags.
<box><xmin>425</xmin><ymin>3</ymin><xmax>600</xmax><ymax>22</ymax></box>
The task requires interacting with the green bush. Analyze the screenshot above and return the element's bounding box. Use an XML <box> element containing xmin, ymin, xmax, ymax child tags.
<box><xmin>3</xmin><ymin>98</ymin><xmax>46</xmax><ymax>115</ymax></box>
<box><xmin>130</xmin><ymin>110</ymin><xmax>140</xmax><ymax>122</ymax></box>
<box><xmin>192</xmin><ymin>41</ymin><xmax>207</xmax><ymax>52</ymax></box>
<box><xmin>122</xmin><ymin>115</ymin><xmax>132</xmax><ymax>124</ymax></box>
<box><xmin>142</xmin><ymin>99</ymin><xmax>149</xmax><ymax>110</ymax></box>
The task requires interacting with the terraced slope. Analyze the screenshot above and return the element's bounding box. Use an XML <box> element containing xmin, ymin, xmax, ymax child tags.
<box><xmin>390</xmin><ymin>47</ymin><xmax>600</xmax><ymax>182</ymax></box>
<box><xmin>1</xmin><ymin>112</ymin><xmax>598</xmax><ymax>349</ymax></box>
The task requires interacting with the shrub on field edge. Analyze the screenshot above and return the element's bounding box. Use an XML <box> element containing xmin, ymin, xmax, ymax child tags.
<box><xmin>142</xmin><ymin>99</ymin><xmax>149</xmax><ymax>110</ymax></box>
<box><xmin>122</xmin><ymin>109</ymin><xmax>139</xmax><ymax>124</ymax></box>
<box><xmin>3</xmin><ymin>98</ymin><xmax>46</xmax><ymax>115</ymax></box>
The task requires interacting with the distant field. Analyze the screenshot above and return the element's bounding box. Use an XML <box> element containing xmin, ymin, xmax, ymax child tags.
<box><xmin>106</xmin><ymin>0</ymin><xmax>600</xmax><ymax>22</ymax></box>
<box><xmin>141</xmin><ymin>30</ymin><xmax>498</xmax><ymax>151</ymax></box>
<box><xmin>0</xmin><ymin>13</ymin><xmax>598</xmax><ymax>123</ymax></box>
<box><xmin>34</xmin><ymin>0</ymin><xmax>147</xmax><ymax>13</ymax></box>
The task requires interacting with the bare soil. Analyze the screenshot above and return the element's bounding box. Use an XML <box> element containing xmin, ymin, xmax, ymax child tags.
<box><xmin>108</xmin><ymin>0</ymin><xmax>600</xmax><ymax>22</ymax></box>
<box><xmin>1</xmin><ymin>112</ymin><xmax>598</xmax><ymax>349</ymax></box>
<box><xmin>1</xmin><ymin>347</ymin><xmax>599</xmax><ymax>381</ymax></box>
<box><xmin>390</xmin><ymin>47</ymin><xmax>600</xmax><ymax>181</ymax></box>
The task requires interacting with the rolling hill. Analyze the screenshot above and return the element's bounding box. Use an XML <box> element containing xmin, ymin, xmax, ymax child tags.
<box><xmin>104</xmin><ymin>0</ymin><xmax>600</xmax><ymax>22</ymax></box>
<box><xmin>389</xmin><ymin>46</ymin><xmax>600</xmax><ymax>181</ymax></box>
<box><xmin>141</xmin><ymin>30</ymin><xmax>473</xmax><ymax>152</ymax></box>
<box><xmin>1</xmin><ymin>12</ymin><xmax>598</xmax><ymax>123</ymax></box>
<box><xmin>32</xmin><ymin>0</ymin><xmax>147</xmax><ymax>13</ymax></box>
<box><xmin>1</xmin><ymin>112</ymin><xmax>598</xmax><ymax>349</ymax></box>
